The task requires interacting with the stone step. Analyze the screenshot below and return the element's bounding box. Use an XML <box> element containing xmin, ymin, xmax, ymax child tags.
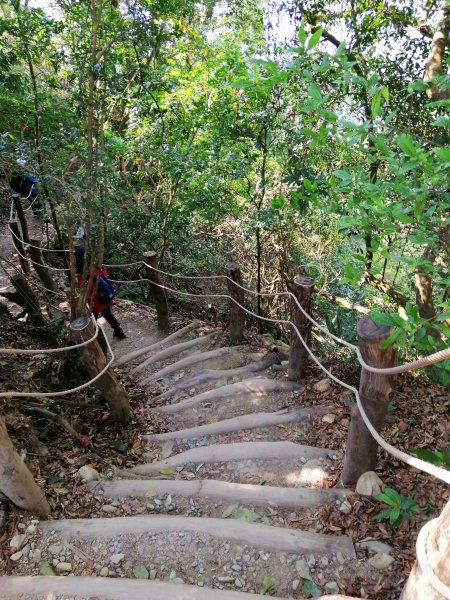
<box><xmin>129</xmin><ymin>441</ymin><xmax>339</xmax><ymax>476</ymax></box>
<box><xmin>90</xmin><ymin>478</ymin><xmax>349</xmax><ymax>509</ymax></box>
<box><xmin>39</xmin><ymin>515</ymin><xmax>355</xmax><ymax>557</ymax></box>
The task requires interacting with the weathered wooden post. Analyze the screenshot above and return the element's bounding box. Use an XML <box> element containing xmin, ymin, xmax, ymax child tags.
<box><xmin>9</xmin><ymin>220</ymin><xmax>30</xmax><ymax>274</ymax></box>
<box><xmin>10</xmin><ymin>274</ymin><xmax>44</xmax><ymax>324</ymax></box>
<box><xmin>288</xmin><ymin>276</ymin><xmax>314</xmax><ymax>381</ymax></box>
<box><xmin>29</xmin><ymin>238</ymin><xmax>58</xmax><ymax>293</ymax></box>
<box><xmin>0</xmin><ymin>417</ymin><xmax>51</xmax><ymax>519</ymax></box>
<box><xmin>143</xmin><ymin>250</ymin><xmax>170</xmax><ymax>332</ymax></box>
<box><xmin>226</xmin><ymin>260</ymin><xmax>245</xmax><ymax>344</ymax></box>
<box><xmin>400</xmin><ymin>499</ymin><xmax>450</xmax><ymax>600</ymax></box>
<box><xmin>70</xmin><ymin>317</ymin><xmax>131</xmax><ymax>425</ymax></box>
<box><xmin>12</xmin><ymin>193</ymin><xmax>30</xmax><ymax>244</ymax></box>
<box><xmin>341</xmin><ymin>315</ymin><xmax>397</xmax><ymax>486</ymax></box>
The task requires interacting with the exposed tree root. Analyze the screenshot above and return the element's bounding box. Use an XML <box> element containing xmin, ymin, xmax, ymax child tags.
<box><xmin>143</xmin><ymin>404</ymin><xmax>332</xmax><ymax>441</ymax></box>
<box><xmin>18</xmin><ymin>405</ymin><xmax>83</xmax><ymax>443</ymax></box>
<box><xmin>129</xmin><ymin>441</ymin><xmax>339</xmax><ymax>475</ymax></box>
<box><xmin>0</xmin><ymin>576</ymin><xmax>293</xmax><ymax>600</ymax></box>
<box><xmin>89</xmin><ymin>477</ymin><xmax>349</xmax><ymax>508</ymax></box>
<box><xmin>156</xmin><ymin>352</ymin><xmax>280</xmax><ymax>400</ymax></box>
<box><xmin>39</xmin><ymin>514</ymin><xmax>355</xmax><ymax>556</ymax></box>
<box><xmin>156</xmin><ymin>378</ymin><xmax>304</xmax><ymax>415</ymax></box>
<box><xmin>131</xmin><ymin>330</ymin><xmax>220</xmax><ymax>376</ymax></box>
<box><xmin>115</xmin><ymin>320</ymin><xmax>200</xmax><ymax>367</ymax></box>
<box><xmin>141</xmin><ymin>345</ymin><xmax>245</xmax><ymax>385</ymax></box>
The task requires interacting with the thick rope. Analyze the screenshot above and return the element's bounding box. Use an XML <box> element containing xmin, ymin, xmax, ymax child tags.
<box><xmin>416</xmin><ymin>516</ymin><xmax>450</xmax><ymax>598</ymax></box>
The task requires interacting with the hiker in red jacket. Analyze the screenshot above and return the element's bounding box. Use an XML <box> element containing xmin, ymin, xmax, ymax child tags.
<box><xmin>75</xmin><ymin>245</ymin><xmax>126</xmax><ymax>339</ymax></box>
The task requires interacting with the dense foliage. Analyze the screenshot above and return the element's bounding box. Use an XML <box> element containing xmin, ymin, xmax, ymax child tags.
<box><xmin>0</xmin><ymin>0</ymin><xmax>449</xmax><ymax>382</ymax></box>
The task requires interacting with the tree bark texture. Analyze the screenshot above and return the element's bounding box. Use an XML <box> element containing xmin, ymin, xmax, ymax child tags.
<box><xmin>70</xmin><ymin>317</ymin><xmax>131</xmax><ymax>424</ymax></box>
<box><xmin>226</xmin><ymin>260</ymin><xmax>245</xmax><ymax>344</ymax></box>
<box><xmin>29</xmin><ymin>238</ymin><xmax>58</xmax><ymax>294</ymax></box>
<box><xmin>341</xmin><ymin>316</ymin><xmax>397</xmax><ymax>486</ymax></box>
<box><xmin>0</xmin><ymin>418</ymin><xmax>50</xmax><ymax>519</ymax></box>
<box><xmin>415</xmin><ymin>246</ymin><xmax>437</xmax><ymax>322</ymax></box>
<box><xmin>288</xmin><ymin>276</ymin><xmax>314</xmax><ymax>381</ymax></box>
<box><xmin>10</xmin><ymin>274</ymin><xmax>44</xmax><ymax>324</ymax></box>
<box><xmin>9</xmin><ymin>221</ymin><xmax>29</xmax><ymax>275</ymax></box>
<box><xmin>12</xmin><ymin>193</ymin><xmax>29</xmax><ymax>244</ymax></box>
<box><xmin>424</xmin><ymin>6</ymin><xmax>450</xmax><ymax>99</ymax></box>
<box><xmin>400</xmin><ymin>499</ymin><xmax>450</xmax><ymax>600</ymax></box>
<box><xmin>143</xmin><ymin>251</ymin><xmax>169</xmax><ymax>332</ymax></box>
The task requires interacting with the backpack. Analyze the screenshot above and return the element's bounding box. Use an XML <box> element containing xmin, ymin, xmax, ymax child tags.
<box><xmin>97</xmin><ymin>274</ymin><xmax>115</xmax><ymax>305</ymax></box>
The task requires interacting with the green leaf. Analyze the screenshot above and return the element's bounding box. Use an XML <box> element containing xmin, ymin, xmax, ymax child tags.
<box><xmin>260</xmin><ymin>574</ymin><xmax>272</xmax><ymax>595</ymax></box>
<box><xmin>298</xmin><ymin>21</ymin><xmax>306</xmax><ymax>46</ymax></box>
<box><xmin>159</xmin><ymin>469</ymin><xmax>172</xmax><ymax>475</ymax></box>
<box><xmin>307</xmin><ymin>27</ymin><xmax>323</xmax><ymax>50</ymax></box>
<box><xmin>389</xmin><ymin>507</ymin><xmax>401</xmax><ymax>526</ymax></box>
<box><xmin>54</xmin><ymin>487</ymin><xmax>69</xmax><ymax>495</ymax></box>
<box><xmin>39</xmin><ymin>561</ymin><xmax>55</xmax><ymax>576</ymax></box>
<box><xmin>301</xmin><ymin>578</ymin><xmax>322</xmax><ymax>597</ymax></box>
<box><xmin>47</xmin><ymin>474</ymin><xmax>61</xmax><ymax>484</ymax></box>
<box><xmin>133</xmin><ymin>564</ymin><xmax>149</xmax><ymax>579</ymax></box>
<box><xmin>371</xmin><ymin>92</ymin><xmax>381</xmax><ymax>117</ymax></box>
<box><xmin>435</xmin><ymin>148</ymin><xmax>450</xmax><ymax>163</ymax></box>
<box><xmin>397</xmin><ymin>134</ymin><xmax>417</xmax><ymax>157</ymax></box>
<box><xmin>234</xmin><ymin>507</ymin><xmax>261</xmax><ymax>522</ymax></box>
<box><xmin>436</xmin><ymin>310</ymin><xmax>450</xmax><ymax>322</ymax></box>
<box><xmin>113</xmin><ymin>440</ymin><xmax>128</xmax><ymax>452</ymax></box>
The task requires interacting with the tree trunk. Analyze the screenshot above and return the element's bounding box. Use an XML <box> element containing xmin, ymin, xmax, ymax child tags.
<box><xmin>9</xmin><ymin>221</ymin><xmax>30</xmax><ymax>275</ymax></box>
<box><xmin>70</xmin><ymin>317</ymin><xmax>131</xmax><ymax>425</ymax></box>
<box><xmin>424</xmin><ymin>6</ymin><xmax>450</xmax><ymax>99</ymax></box>
<box><xmin>0</xmin><ymin>417</ymin><xmax>51</xmax><ymax>519</ymax></box>
<box><xmin>12</xmin><ymin>193</ymin><xmax>29</xmax><ymax>244</ymax></box>
<box><xmin>143</xmin><ymin>251</ymin><xmax>170</xmax><ymax>332</ymax></box>
<box><xmin>341</xmin><ymin>316</ymin><xmax>397</xmax><ymax>486</ymax></box>
<box><xmin>226</xmin><ymin>260</ymin><xmax>245</xmax><ymax>344</ymax></box>
<box><xmin>415</xmin><ymin>246</ymin><xmax>437</xmax><ymax>322</ymax></box>
<box><xmin>10</xmin><ymin>274</ymin><xmax>44</xmax><ymax>324</ymax></box>
<box><xmin>29</xmin><ymin>238</ymin><xmax>58</xmax><ymax>294</ymax></box>
<box><xmin>288</xmin><ymin>276</ymin><xmax>314</xmax><ymax>381</ymax></box>
<box><xmin>400</xmin><ymin>499</ymin><xmax>450</xmax><ymax>600</ymax></box>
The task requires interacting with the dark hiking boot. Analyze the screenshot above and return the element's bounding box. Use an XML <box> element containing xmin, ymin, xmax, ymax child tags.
<box><xmin>113</xmin><ymin>326</ymin><xmax>126</xmax><ymax>339</ymax></box>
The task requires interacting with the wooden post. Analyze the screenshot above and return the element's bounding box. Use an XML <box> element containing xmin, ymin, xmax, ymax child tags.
<box><xmin>0</xmin><ymin>417</ymin><xmax>51</xmax><ymax>519</ymax></box>
<box><xmin>29</xmin><ymin>238</ymin><xmax>58</xmax><ymax>293</ymax></box>
<box><xmin>288</xmin><ymin>276</ymin><xmax>314</xmax><ymax>381</ymax></box>
<box><xmin>143</xmin><ymin>251</ymin><xmax>169</xmax><ymax>332</ymax></box>
<box><xmin>226</xmin><ymin>260</ymin><xmax>245</xmax><ymax>344</ymax></box>
<box><xmin>12</xmin><ymin>193</ymin><xmax>30</xmax><ymax>244</ymax></box>
<box><xmin>341</xmin><ymin>316</ymin><xmax>397</xmax><ymax>486</ymax></box>
<box><xmin>400</xmin><ymin>499</ymin><xmax>450</xmax><ymax>600</ymax></box>
<box><xmin>70</xmin><ymin>317</ymin><xmax>131</xmax><ymax>425</ymax></box>
<box><xmin>9</xmin><ymin>220</ymin><xmax>30</xmax><ymax>274</ymax></box>
<box><xmin>10</xmin><ymin>274</ymin><xmax>44</xmax><ymax>324</ymax></box>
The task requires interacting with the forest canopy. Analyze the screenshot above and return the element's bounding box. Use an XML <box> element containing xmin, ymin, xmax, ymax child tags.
<box><xmin>0</xmin><ymin>0</ymin><xmax>449</xmax><ymax>383</ymax></box>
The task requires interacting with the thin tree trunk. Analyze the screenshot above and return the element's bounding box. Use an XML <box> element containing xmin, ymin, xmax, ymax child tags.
<box><xmin>424</xmin><ymin>6</ymin><xmax>450</xmax><ymax>99</ymax></box>
<box><xmin>0</xmin><ymin>417</ymin><xmax>51</xmax><ymax>519</ymax></box>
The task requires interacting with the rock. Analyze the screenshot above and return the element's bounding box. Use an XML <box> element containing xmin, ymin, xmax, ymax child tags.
<box><xmin>336</xmin><ymin>552</ymin><xmax>345</xmax><ymax>565</ymax></box>
<box><xmin>110</xmin><ymin>553</ymin><xmax>124</xmax><ymax>565</ymax></box>
<box><xmin>322</xmin><ymin>413</ymin><xmax>336</xmax><ymax>424</ymax></box>
<box><xmin>356</xmin><ymin>471</ymin><xmax>385</xmax><ymax>497</ymax></box>
<box><xmin>259</xmin><ymin>333</ymin><xmax>275</xmax><ymax>347</ymax></box>
<box><xmin>56</xmin><ymin>562</ymin><xmax>72</xmax><ymax>573</ymax></box>
<box><xmin>339</xmin><ymin>499</ymin><xmax>352</xmax><ymax>514</ymax></box>
<box><xmin>102</xmin><ymin>505</ymin><xmax>117</xmax><ymax>514</ymax></box>
<box><xmin>10</xmin><ymin>551</ymin><xmax>23</xmax><ymax>561</ymax></box>
<box><xmin>295</xmin><ymin>559</ymin><xmax>311</xmax><ymax>579</ymax></box>
<box><xmin>48</xmin><ymin>544</ymin><xmax>63</xmax><ymax>555</ymax></box>
<box><xmin>369</xmin><ymin>553</ymin><xmax>394</xmax><ymax>570</ymax></box>
<box><xmin>234</xmin><ymin>578</ymin><xmax>243</xmax><ymax>588</ymax></box>
<box><xmin>149</xmin><ymin>569</ymin><xmax>157</xmax><ymax>580</ymax></box>
<box><xmin>274</xmin><ymin>342</ymin><xmax>290</xmax><ymax>361</ymax></box>
<box><xmin>292</xmin><ymin>579</ymin><xmax>301</xmax><ymax>592</ymax></box>
<box><xmin>21</xmin><ymin>544</ymin><xmax>30</xmax><ymax>557</ymax></box>
<box><xmin>298</xmin><ymin>459</ymin><xmax>327</xmax><ymax>486</ymax></box>
<box><xmin>313</xmin><ymin>378</ymin><xmax>331</xmax><ymax>392</ymax></box>
<box><xmin>172</xmin><ymin>578</ymin><xmax>184</xmax><ymax>584</ymax></box>
<box><xmin>32</xmin><ymin>549</ymin><xmax>42</xmax><ymax>564</ymax></box>
<box><xmin>27</xmin><ymin>524</ymin><xmax>36</xmax><ymax>534</ymax></box>
<box><xmin>321</xmin><ymin>557</ymin><xmax>329</xmax><ymax>567</ymax></box>
<box><xmin>217</xmin><ymin>576</ymin><xmax>235</xmax><ymax>583</ymax></box>
<box><xmin>10</xmin><ymin>534</ymin><xmax>27</xmax><ymax>550</ymax></box>
<box><xmin>77</xmin><ymin>465</ymin><xmax>100</xmax><ymax>482</ymax></box>
<box><xmin>357</xmin><ymin>540</ymin><xmax>393</xmax><ymax>555</ymax></box>
<box><xmin>325</xmin><ymin>581</ymin><xmax>340</xmax><ymax>594</ymax></box>
<box><xmin>100</xmin><ymin>567</ymin><xmax>109</xmax><ymax>577</ymax></box>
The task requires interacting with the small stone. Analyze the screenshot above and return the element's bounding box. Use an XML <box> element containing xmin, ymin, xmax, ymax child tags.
<box><xmin>292</xmin><ymin>579</ymin><xmax>301</xmax><ymax>592</ymax></box>
<box><xmin>322</xmin><ymin>413</ymin><xmax>337</xmax><ymax>424</ymax></box>
<box><xmin>149</xmin><ymin>569</ymin><xmax>157</xmax><ymax>580</ymax></box>
<box><xmin>102</xmin><ymin>505</ymin><xmax>117</xmax><ymax>514</ymax></box>
<box><xmin>369</xmin><ymin>553</ymin><xmax>395</xmax><ymax>570</ymax></box>
<box><xmin>295</xmin><ymin>559</ymin><xmax>311</xmax><ymax>579</ymax></box>
<box><xmin>308</xmin><ymin>555</ymin><xmax>316</xmax><ymax>567</ymax></box>
<box><xmin>218</xmin><ymin>576</ymin><xmax>235</xmax><ymax>583</ymax></box>
<box><xmin>172</xmin><ymin>578</ymin><xmax>184</xmax><ymax>584</ymax></box>
<box><xmin>235</xmin><ymin>578</ymin><xmax>243</xmax><ymax>588</ymax></box>
<box><xmin>321</xmin><ymin>556</ymin><xmax>329</xmax><ymax>567</ymax></box>
<box><xmin>325</xmin><ymin>581</ymin><xmax>339</xmax><ymax>594</ymax></box>
<box><xmin>357</xmin><ymin>540</ymin><xmax>393</xmax><ymax>555</ymax></box>
<box><xmin>21</xmin><ymin>544</ymin><xmax>30</xmax><ymax>557</ymax></box>
<box><xmin>339</xmin><ymin>499</ymin><xmax>352</xmax><ymax>514</ymax></box>
<box><xmin>10</xmin><ymin>534</ymin><xmax>27</xmax><ymax>550</ymax></box>
<box><xmin>56</xmin><ymin>562</ymin><xmax>72</xmax><ymax>573</ymax></box>
<box><xmin>231</xmin><ymin>564</ymin><xmax>241</xmax><ymax>572</ymax></box>
<box><xmin>32</xmin><ymin>549</ymin><xmax>42</xmax><ymax>564</ymax></box>
<box><xmin>336</xmin><ymin>552</ymin><xmax>345</xmax><ymax>565</ymax></box>
<box><xmin>17</xmin><ymin>523</ymin><xmax>26</xmax><ymax>531</ymax></box>
<box><xmin>48</xmin><ymin>544</ymin><xmax>62</xmax><ymax>556</ymax></box>
<box><xmin>313</xmin><ymin>378</ymin><xmax>331</xmax><ymax>392</ymax></box>
<box><xmin>77</xmin><ymin>465</ymin><xmax>100</xmax><ymax>482</ymax></box>
<box><xmin>27</xmin><ymin>524</ymin><xmax>36</xmax><ymax>534</ymax></box>
<box><xmin>110</xmin><ymin>553</ymin><xmax>124</xmax><ymax>565</ymax></box>
<box><xmin>100</xmin><ymin>567</ymin><xmax>109</xmax><ymax>577</ymax></box>
<box><xmin>10</xmin><ymin>551</ymin><xmax>23</xmax><ymax>561</ymax></box>
<box><xmin>356</xmin><ymin>471</ymin><xmax>384</xmax><ymax>497</ymax></box>
<box><xmin>197</xmin><ymin>581</ymin><xmax>204</xmax><ymax>587</ymax></box>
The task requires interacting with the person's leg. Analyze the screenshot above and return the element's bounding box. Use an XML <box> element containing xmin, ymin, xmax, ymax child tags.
<box><xmin>100</xmin><ymin>305</ymin><xmax>126</xmax><ymax>339</ymax></box>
